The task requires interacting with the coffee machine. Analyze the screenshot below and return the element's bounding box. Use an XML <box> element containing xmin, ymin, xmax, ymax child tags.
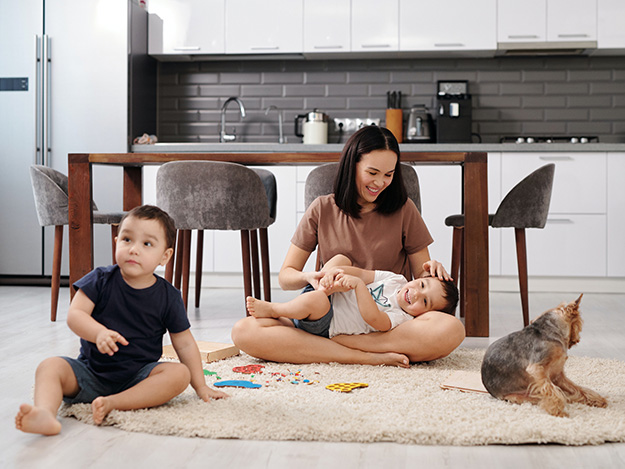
<box><xmin>435</xmin><ymin>81</ymin><xmax>472</xmax><ymax>143</ymax></box>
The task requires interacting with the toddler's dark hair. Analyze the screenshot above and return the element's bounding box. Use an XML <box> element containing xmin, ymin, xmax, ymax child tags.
<box><xmin>439</xmin><ymin>279</ymin><xmax>459</xmax><ymax>315</ymax></box>
<box><xmin>120</xmin><ymin>205</ymin><xmax>177</xmax><ymax>249</ymax></box>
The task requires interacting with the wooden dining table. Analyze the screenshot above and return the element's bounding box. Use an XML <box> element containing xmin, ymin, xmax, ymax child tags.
<box><xmin>68</xmin><ymin>151</ymin><xmax>489</xmax><ymax>336</ymax></box>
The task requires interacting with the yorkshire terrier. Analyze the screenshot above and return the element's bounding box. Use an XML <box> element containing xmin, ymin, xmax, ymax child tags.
<box><xmin>481</xmin><ymin>294</ymin><xmax>607</xmax><ymax>417</ymax></box>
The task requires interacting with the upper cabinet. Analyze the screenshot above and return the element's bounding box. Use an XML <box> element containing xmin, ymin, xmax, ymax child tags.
<box><xmin>303</xmin><ymin>0</ymin><xmax>350</xmax><ymax>53</ymax></box>
<box><xmin>598</xmin><ymin>0</ymin><xmax>625</xmax><ymax>48</ymax></box>
<box><xmin>400</xmin><ymin>0</ymin><xmax>496</xmax><ymax>51</ymax></box>
<box><xmin>498</xmin><ymin>0</ymin><xmax>597</xmax><ymax>45</ymax></box>
<box><xmin>148</xmin><ymin>0</ymin><xmax>225</xmax><ymax>55</ymax></box>
<box><xmin>351</xmin><ymin>0</ymin><xmax>399</xmax><ymax>52</ymax></box>
<box><xmin>225</xmin><ymin>0</ymin><xmax>303</xmax><ymax>54</ymax></box>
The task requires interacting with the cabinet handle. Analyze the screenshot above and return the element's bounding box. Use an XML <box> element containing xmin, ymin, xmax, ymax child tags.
<box><xmin>361</xmin><ymin>44</ymin><xmax>391</xmax><ymax>49</ymax></box>
<box><xmin>251</xmin><ymin>46</ymin><xmax>280</xmax><ymax>51</ymax></box>
<box><xmin>539</xmin><ymin>155</ymin><xmax>574</xmax><ymax>161</ymax></box>
<box><xmin>434</xmin><ymin>43</ymin><xmax>464</xmax><ymax>48</ymax></box>
<box><xmin>557</xmin><ymin>34</ymin><xmax>589</xmax><ymax>39</ymax></box>
<box><xmin>313</xmin><ymin>45</ymin><xmax>344</xmax><ymax>50</ymax></box>
<box><xmin>546</xmin><ymin>218</ymin><xmax>574</xmax><ymax>224</ymax></box>
<box><xmin>508</xmin><ymin>35</ymin><xmax>539</xmax><ymax>39</ymax></box>
<box><xmin>173</xmin><ymin>46</ymin><xmax>201</xmax><ymax>51</ymax></box>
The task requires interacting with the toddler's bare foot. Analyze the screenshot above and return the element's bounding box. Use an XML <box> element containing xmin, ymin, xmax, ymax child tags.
<box><xmin>15</xmin><ymin>403</ymin><xmax>61</xmax><ymax>436</ymax></box>
<box><xmin>370</xmin><ymin>352</ymin><xmax>411</xmax><ymax>368</ymax></box>
<box><xmin>92</xmin><ymin>396</ymin><xmax>113</xmax><ymax>425</ymax></box>
<box><xmin>245</xmin><ymin>296</ymin><xmax>276</xmax><ymax>318</ymax></box>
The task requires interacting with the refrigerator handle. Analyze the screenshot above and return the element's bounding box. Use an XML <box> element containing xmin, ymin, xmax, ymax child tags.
<box><xmin>35</xmin><ymin>35</ymin><xmax>42</xmax><ymax>165</ymax></box>
<box><xmin>42</xmin><ymin>34</ymin><xmax>51</xmax><ymax>167</ymax></box>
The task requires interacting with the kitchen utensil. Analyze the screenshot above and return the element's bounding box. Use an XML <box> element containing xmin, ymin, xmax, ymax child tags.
<box><xmin>405</xmin><ymin>105</ymin><xmax>433</xmax><ymax>142</ymax></box>
<box><xmin>386</xmin><ymin>108</ymin><xmax>404</xmax><ymax>143</ymax></box>
<box><xmin>294</xmin><ymin>109</ymin><xmax>329</xmax><ymax>144</ymax></box>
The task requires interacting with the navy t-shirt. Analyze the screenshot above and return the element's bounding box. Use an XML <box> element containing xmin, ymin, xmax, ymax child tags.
<box><xmin>73</xmin><ymin>265</ymin><xmax>189</xmax><ymax>383</ymax></box>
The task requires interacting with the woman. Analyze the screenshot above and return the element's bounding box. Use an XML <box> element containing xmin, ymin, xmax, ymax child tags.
<box><xmin>231</xmin><ymin>126</ymin><xmax>465</xmax><ymax>367</ymax></box>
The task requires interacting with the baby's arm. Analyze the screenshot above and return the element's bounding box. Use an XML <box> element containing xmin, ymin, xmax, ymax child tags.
<box><xmin>170</xmin><ymin>330</ymin><xmax>228</xmax><ymax>401</ymax></box>
<box><xmin>337</xmin><ymin>274</ymin><xmax>392</xmax><ymax>332</ymax></box>
<box><xmin>67</xmin><ymin>290</ymin><xmax>128</xmax><ymax>356</ymax></box>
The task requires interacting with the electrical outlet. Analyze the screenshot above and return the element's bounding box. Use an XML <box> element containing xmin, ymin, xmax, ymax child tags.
<box><xmin>333</xmin><ymin>118</ymin><xmax>380</xmax><ymax>132</ymax></box>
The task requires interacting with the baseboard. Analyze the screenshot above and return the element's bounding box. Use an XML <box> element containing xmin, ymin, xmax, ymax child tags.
<box><xmin>173</xmin><ymin>272</ymin><xmax>625</xmax><ymax>294</ymax></box>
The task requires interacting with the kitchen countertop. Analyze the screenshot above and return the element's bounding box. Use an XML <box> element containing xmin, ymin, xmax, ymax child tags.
<box><xmin>131</xmin><ymin>142</ymin><xmax>625</xmax><ymax>153</ymax></box>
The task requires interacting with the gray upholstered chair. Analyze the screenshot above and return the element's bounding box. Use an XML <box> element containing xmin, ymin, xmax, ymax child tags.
<box><xmin>445</xmin><ymin>163</ymin><xmax>556</xmax><ymax>326</ymax></box>
<box><xmin>29</xmin><ymin>165</ymin><xmax>125</xmax><ymax>321</ymax></box>
<box><xmin>305</xmin><ymin>162</ymin><xmax>421</xmax><ymax>213</ymax></box>
<box><xmin>156</xmin><ymin>161</ymin><xmax>276</xmax><ymax>310</ymax></box>
<box><xmin>304</xmin><ymin>162</ymin><xmax>422</xmax><ymax>269</ymax></box>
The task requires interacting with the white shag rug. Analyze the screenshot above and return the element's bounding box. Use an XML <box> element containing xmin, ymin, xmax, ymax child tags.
<box><xmin>59</xmin><ymin>348</ymin><xmax>625</xmax><ymax>446</ymax></box>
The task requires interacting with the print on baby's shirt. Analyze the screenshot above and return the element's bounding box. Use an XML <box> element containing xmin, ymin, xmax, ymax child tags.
<box><xmin>369</xmin><ymin>284</ymin><xmax>390</xmax><ymax>307</ymax></box>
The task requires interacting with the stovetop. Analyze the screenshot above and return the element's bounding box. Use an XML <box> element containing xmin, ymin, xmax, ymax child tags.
<box><xmin>500</xmin><ymin>136</ymin><xmax>599</xmax><ymax>144</ymax></box>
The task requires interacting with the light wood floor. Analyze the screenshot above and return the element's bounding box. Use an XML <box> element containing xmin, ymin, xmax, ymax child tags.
<box><xmin>3</xmin><ymin>285</ymin><xmax>625</xmax><ymax>469</ymax></box>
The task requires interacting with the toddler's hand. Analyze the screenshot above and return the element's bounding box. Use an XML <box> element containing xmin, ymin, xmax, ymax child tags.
<box><xmin>334</xmin><ymin>273</ymin><xmax>361</xmax><ymax>292</ymax></box>
<box><xmin>319</xmin><ymin>267</ymin><xmax>344</xmax><ymax>291</ymax></box>
<box><xmin>422</xmin><ymin>260</ymin><xmax>452</xmax><ymax>282</ymax></box>
<box><xmin>95</xmin><ymin>329</ymin><xmax>128</xmax><ymax>356</ymax></box>
<box><xmin>197</xmin><ymin>385</ymin><xmax>229</xmax><ymax>402</ymax></box>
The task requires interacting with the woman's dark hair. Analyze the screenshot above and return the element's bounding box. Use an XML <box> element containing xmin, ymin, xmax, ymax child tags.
<box><xmin>333</xmin><ymin>125</ymin><xmax>407</xmax><ymax>218</ymax></box>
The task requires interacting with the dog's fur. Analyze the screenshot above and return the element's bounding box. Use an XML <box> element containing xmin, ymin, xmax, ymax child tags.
<box><xmin>481</xmin><ymin>294</ymin><xmax>607</xmax><ymax>417</ymax></box>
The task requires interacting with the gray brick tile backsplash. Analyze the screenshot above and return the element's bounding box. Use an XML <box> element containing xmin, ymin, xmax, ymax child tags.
<box><xmin>156</xmin><ymin>56</ymin><xmax>625</xmax><ymax>143</ymax></box>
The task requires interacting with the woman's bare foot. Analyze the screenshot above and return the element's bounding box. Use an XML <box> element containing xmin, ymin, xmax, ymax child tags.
<box><xmin>91</xmin><ymin>396</ymin><xmax>113</xmax><ymax>425</ymax></box>
<box><xmin>369</xmin><ymin>352</ymin><xmax>411</xmax><ymax>368</ymax></box>
<box><xmin>15</xmin><ymin>404</ymin><xmax>61</xmax><ymax>436</ymax></box>
<box><xmin>245</xmin><ymin>296</ymin><xmax>276</xmax><ymax>318</ymax></box>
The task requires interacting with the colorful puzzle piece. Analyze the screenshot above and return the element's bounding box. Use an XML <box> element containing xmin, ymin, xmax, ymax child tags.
<box><xmin>325</xmin><ymin>382</ymin><xmax>369</xmax><ymax>393</ymax></box>
<box><xmin>213</xmin><ymin>380</ymin><xmax>262</xmax><ymax>389</ymax></box>
<box><xmin>233</xmin><ymin>364</ymin><xmax>265</xmax><ymax>374</ymax></box>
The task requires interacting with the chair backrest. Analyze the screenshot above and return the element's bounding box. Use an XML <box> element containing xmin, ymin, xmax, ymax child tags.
<box><xmin>29</xmin><ymin>165</ymin><xmax>70</xmax><ymax>227</ymax></box>
<box><xmin>491</xmin><ymin>163</ymin><xmax>556</xmax><ymax>229</ymax></box>
<box><xmin>304</xmin><ymin>162</ymin><xmax>421</xmax><ymax>213</ymax></box>
<box><xmin>156</xmin><ymin>161</ymin><xmax>273</xmax><ymax>231</ymax></box>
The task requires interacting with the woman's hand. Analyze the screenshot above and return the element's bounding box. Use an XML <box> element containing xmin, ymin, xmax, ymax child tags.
<box><xmin>422</xmin><ymin>259</ymin><xmax>452</xmax><ymax>282</ymax></box>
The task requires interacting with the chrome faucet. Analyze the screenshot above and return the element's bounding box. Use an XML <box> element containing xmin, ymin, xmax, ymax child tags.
<box><xmin>219</xmin><ymin>97</ymin><xmax>246</xmax><ymax>142</ymax></box>
<box><xmin>265</xmin><ymin>105</ymin><xmax>286</xmax><ymax>144</ymax></box>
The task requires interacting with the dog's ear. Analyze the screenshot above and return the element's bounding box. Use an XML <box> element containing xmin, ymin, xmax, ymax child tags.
<box><xmin>574</xmin><ymin>293</ymin><xmax>583</xmax><ymax>307</ymax></box>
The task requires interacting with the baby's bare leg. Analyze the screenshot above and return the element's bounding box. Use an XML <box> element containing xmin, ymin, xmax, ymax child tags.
<box><xmin>92</xmin><ymin>362</ymin><xmax>190</xmax><ymax>425</ymax></box>
<box><xmin>16</xmin><ymin>357</ymin><xmax>79</xmax><ymax>436</ymax></box>
<box><xmin>246</xmin><ymin>290</ymin><xmax>331</xmax><ymax>321</ymax></box>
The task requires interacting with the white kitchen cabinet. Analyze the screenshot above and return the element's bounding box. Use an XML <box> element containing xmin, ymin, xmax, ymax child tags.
<box><xmin>497</xmin><ymin>0</ymin><xmax>547</xmax><ymax>43</ymax></box>
<box><xmin>148</xmin><ymin>0</ymin><xmax>225</xmax><ymax>55</ymax></box>
<box><xmin>400</xmin><ymin>0</ymin><xmax>496</xmax><ymax>51</ymax></box>
<box><xmin>352</xmin><ymin>0</ymin><xmax>399</xmax><ymax>52</ymax></box>
<box><xmin>498</xmin><ymin>0</ymin><xmax>597</xmax><ymax>45</ymax></box>
<box><xmin>598</xmin><ymin>0</ymin><xmax>625</xmax><ymax>48</ymax></box>
<box><xmin>607</xmin><ymin>153</ymin><xmax>625</xmax><ymax>277</ymax></box>
<box><xmin>303</xmin><ymin>0</ymin><xmax>350</xmax><ymax>53</ymax></box>
<box><xmin>547</xmin><ymin>0</ymin><xmax>597</xmax><ymax>42</ymax></box>
<box><xmin>225</xmin><ymin>0</ymin><xmax>303</xmax><ymax>54</ymax></box>
<box><xmin>499</xmin><ymin>153</ymin><xmax>607</xmax><ymax>277</ymax></box>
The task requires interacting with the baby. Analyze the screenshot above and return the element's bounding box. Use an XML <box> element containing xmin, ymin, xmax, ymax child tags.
<box><xmin>247</xmin><ymin>254</ymin><xmax>458</xmax><ymax>339</ymax></box>
<box><xmin>16</xmin><ymin>205</ymin><xmax>228</xmax><ymax>436</ymax></box>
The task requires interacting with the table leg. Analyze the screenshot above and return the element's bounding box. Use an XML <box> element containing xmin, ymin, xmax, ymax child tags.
<box><xmin>462</xmin><ymin>152</ymin><xmax>489</xmax><ymax>337</ymax></box>
<box><xmin>123</xmin><ymin>167</ymin><xmax>142</xmax><ymax>210</ymax></box>
<box><xmin>68</xmin><ymin>154</ymin><xmax>94</xmax><ymax>297</ymax></box>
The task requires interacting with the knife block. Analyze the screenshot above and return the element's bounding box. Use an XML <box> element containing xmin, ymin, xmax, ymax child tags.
<box><xmin>385</xmin><ymin>109</ymin><xmax>403</xmax><ymax>143</ymax></box>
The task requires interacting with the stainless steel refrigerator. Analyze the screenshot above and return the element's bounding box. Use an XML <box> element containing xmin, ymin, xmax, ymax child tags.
<box><xmin>0</xmin><ymin>0</ymin><xmax>155</xmax><ymax>280</ymax></box>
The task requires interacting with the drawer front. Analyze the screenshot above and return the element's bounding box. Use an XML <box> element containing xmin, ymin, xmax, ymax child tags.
<box><xmin>501</xmin><ymin>214</ymin><xmax>607</xmax><ymax>277</ymax></box>
<box><xmin>501</xmin><ymin>153</ymin><xmax>607</xmax><ymax>214</ymax></box>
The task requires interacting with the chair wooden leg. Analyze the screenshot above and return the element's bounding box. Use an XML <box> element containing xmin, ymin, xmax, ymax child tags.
<box><xmin>110</xmin><ymin>224</ymin><xmax>119</xmax><ymax>264</ymax></box>
<box><xmin>174</xmin><ymin>231</ymin><xmax>184</xmax><ymax>289</ymax></box>
<box><xmin>181</xmin><ymin>230</ymin><xmax>192</xmax><ymax>310</ymax></box>
<box><xmin>450</xmin><ymin>226</ymin><xmax>465</xmax><ymax>318</ymax></box>
<box><xmin>259</xmin><ymin>227</ymin><xmax>271</xmax><ymax>301</ymax></box>
<box><xmin>515</xmin><ymin>228</ymin><xmax>530</xmax><ymax>327</ymax></box>
<box><xmin>250</xmin><ymin>230</ymin><xmax>261</xmax><ymax>299</ymax></box>
<box><xmin>240</xmin><ymin>230</ymin><xmax>253</xmax><ymax>312</ymax></box>
<box><xmin>195</xmin><ymin>230</ymin><xmax>204</xmax><ymax>308</ymax></box>
<box><xmin>459</xmin><ymin>227</ymin><xmax>465</xmax><ymax>319</ymax></box>
<box><xmin>51</xmin><ymin>225</ymin><xmax>63</xmax><ymax>322</ymax></box>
